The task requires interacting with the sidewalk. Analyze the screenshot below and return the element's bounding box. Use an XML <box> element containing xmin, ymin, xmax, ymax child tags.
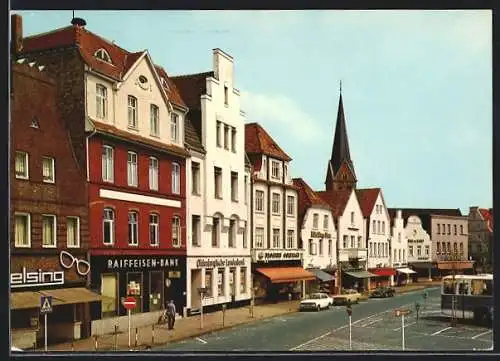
<box><xmin>44</xmin><ymin>301</ymin><xmax>301</xmax><ymax>352</ymax></box>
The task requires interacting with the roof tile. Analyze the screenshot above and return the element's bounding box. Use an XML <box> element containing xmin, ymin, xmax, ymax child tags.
<box><xmin>356</xmin><ymin>188</ymin><xmax>381</xmax><ymax>218</ymax></box>
<box><xmin>293</xmin><ymin>178</ymin><xmax>331</xmax><ymax>224</ymax></box>
<box><xmin>316</xmin><ymin>189</ymin><xmax>352</xmax><ymax>217</ymax></box>
<box><xmin>245</xmin><ymin>122</ymin><xmax>291</xmax><ymax>161</ymax></box>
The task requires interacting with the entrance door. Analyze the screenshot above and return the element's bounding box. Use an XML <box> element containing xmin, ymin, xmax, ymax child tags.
<box><xmin>191</xmin><ymin>269</ymin><xmax>202</xmax><ymax>309</ymax></box>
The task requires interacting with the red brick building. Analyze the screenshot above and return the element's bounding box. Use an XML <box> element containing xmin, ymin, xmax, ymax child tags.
<box><xmin>14</xmin><ymin>14</ymin><xmax>189</xmax><ymax>330</ymax></box>
<box><xmin>10</xmin><ymin>55</ymin><xmax>101</xmax><ymax>348</ymax></box>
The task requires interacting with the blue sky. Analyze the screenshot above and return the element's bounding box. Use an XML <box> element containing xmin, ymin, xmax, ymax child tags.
<box><xmin>15</xmin><ymin>10</ymin><xmax>492</xmax><ymax>214</ymax></box>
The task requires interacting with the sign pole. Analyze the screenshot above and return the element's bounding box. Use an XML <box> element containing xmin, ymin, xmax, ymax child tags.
<box><xmin>401</xmin><ymin>313</ymin><xmax>405</xmax><ymax>351</ymax></box>
<box><xmin>349</xmin><ymin>315</ymin><xmax>352</xmax><ymax>350</ymax></box>
<box><xmin>44</xmin><ymin>313</ymin><xmax>48</xmax><ymax>352</ymax></box>
<box><xmin>200</xmin><ymin>292</ymin><xmax>204</xmax><ymax>330</ymax></box>
<box><xmin>128</xmin><ymin>309</ymin><xmax>131</xmax><ymax>348</ymax></box>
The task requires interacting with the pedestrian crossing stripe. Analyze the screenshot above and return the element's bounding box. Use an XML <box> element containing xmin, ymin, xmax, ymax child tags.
<box><xmin>40</xmin><ymin>296</ymin><xmax>53</xmax><ymax>314</ymax></box>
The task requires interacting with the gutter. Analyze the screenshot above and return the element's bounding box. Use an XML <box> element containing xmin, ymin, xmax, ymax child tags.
<box><xmin>85</xmin><ymin>117</ymin><xmax>97</xmax><ymax>182</ymax></box>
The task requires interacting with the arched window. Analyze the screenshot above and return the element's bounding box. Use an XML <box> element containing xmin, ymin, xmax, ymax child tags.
<box><xmin>128</xmin><ymin>211</ymin><xmax>138</xmax><ymax>245</ymax></box>
<box><xmin>103</xmin><ymin>208</ymin><xmax>115</xmax><ymax>245</ymax></box>
<box><xmin>94</xmin><ymin>48</ymin><xmax>112</xmax><ymax>63</ymax></box>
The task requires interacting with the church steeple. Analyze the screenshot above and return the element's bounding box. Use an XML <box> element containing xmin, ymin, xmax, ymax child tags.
<box><xmin>325</xmin><ymin>82</ymin><xmax>357</xmax><ymax>192</ymax></box>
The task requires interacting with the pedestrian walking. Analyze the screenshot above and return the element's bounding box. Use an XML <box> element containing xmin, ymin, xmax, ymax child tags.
<box><xmin>167</xmin><ymin>300</ymin><xmax>176</xmax><ymax>330</ymax></box>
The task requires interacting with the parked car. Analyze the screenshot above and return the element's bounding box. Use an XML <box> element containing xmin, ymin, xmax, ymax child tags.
<box><xmin>299</xmin><ymin>292</ymin><xmax>333</xmax><ymax>311</ymax></box>
<box><xmin>370</xmin><ymin>286</ymin><xmax>395</xmax><ymax>298</ymax></box>
<box><xmin>332</xmin><ymin>289</ymin><xmax>361</xmax><ymax>305</ymax></box>
<box><xmin>11</xmin><ymin>347</ymin><xmax>24</xmax><ymax>352</ymax></box>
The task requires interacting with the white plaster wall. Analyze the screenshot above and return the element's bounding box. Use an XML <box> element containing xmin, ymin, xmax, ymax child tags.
<box><xmin>390</xmin><ymin>210</ymin><xmax>408</xmax><ymax>267</ymax></box>
<box><xmin>405</xmin><ymin>215</ymin><xmax>432</xmax><ymax>264</ymax></box>
<box><xmin>337</xmin><ymin>189</ymin><xmax>366</xmax><ymax>263</ymax></box>
<box><xmin>285</xmin><ymin>189</ymin><xmax>298</xmax><ymax>248</ymax></box>
<box><xmin>186</xmin><ymin>152</ymin><xmax>205</xmax><ymax>254</ymax></box>
<box><xmin>367</xmin><ymin>192</ymin><xmax>391</xmax><ymax>268</ymax></box>
<box><xmin>302</xmin><ymin>207</ymin><xmax>337</xmax><ymax>269</ymax></box>
<box><xmin>252</xmin><ymin>182</ymin><xmax>268</xmax><ymax>248</ymax></box>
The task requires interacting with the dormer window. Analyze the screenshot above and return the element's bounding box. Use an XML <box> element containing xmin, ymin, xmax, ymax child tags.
<box><xmin>94</xmin><ymin>48</ymin><xmax>112</xmax><ymax>63</ymax></box>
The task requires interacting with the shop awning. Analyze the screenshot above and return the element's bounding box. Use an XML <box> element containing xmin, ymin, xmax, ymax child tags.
<box><xmin>256</xmin><ymin>267</ymin><xmax>316</xmax><ymax>284</ymax></box>
<box><xmin>409</xmin><ymin>262</ymin><xmax>434</xmax><ymax>269</ymax></box>
<box><xmin>11</xmin><ymin>287</ymin><xmax>102</xmax><ymax>310</ymax></box>
<box><xmin>307</xmin><ymin>268</ymin><xmax>335</xmax><ymax>282</ymax></box>
<box><xmin>396</xmin><ymin>268</ymin><xmax>417</xmax><ymax>275</ymax></box>
<box><xmin>344</xmin><ymin>270</ymin><xmax>376</xmax><ymax>279</ymax></box>
<box><xmin>369</xmin><ymin>267</ymin><xmax>397</xmax><ymax>277</ymax></box>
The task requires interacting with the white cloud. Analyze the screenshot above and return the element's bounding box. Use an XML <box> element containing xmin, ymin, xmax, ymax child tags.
<box><xmin>241</xmin><ymin>91</ymin><xmax>326</xmax><ymax>143</ymax></box>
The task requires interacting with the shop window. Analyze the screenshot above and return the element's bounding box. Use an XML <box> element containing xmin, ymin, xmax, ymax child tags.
<box><xmin>149</xmin><ymin>271</ymin><xmax>164</xmax><ymax>312</ymax></box>
<box><xmin>101</xmin><ymin>273</ymin><xmax>118</xmax><ymax>318</ymax></box>
<box><xmin>229</xmin><ymin>268</ymin><xmax>236</xmax><ymax>297</ymax></box>
<box><xmin>240</xmin><ymin>267</ymin><xmax>247</xmax><ymax>294</ymax></box>
<box><xmin>205</xmin><ymin>269</ymin><xmax>213</xmax><ymax>297</ymax></box>
<box><xmin>127</xmin><ymin>272</ymin><xmax>143</xmax><ymax>314</ymax></box>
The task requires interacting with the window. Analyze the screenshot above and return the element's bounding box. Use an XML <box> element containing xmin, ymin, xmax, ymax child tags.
<box><xmin>328</xmin><ymin>239</ymin><xmax>332</xmax><ymax>255</ymax></box>
<box><xmin>447</xmin><ymin>242</ymin><xmax>451</xmax><ymax>253</ymax></box>
<box><xmin>66</xmin><ymin>217</ymin><xmax>80</xmax><ymax>248</ymax></box>
<box><xmin>372</xmin><ymin>220</ymin><xmax>376</xmax><ymax>233</ymax></box>
<box><xmin>172</xmin><ymin>216</ymin><xmax>181</xmax><ymax>247</ymax></box>
<box><xmin>313</xmin><ymin>213</ymin><xmax>319</xmax><ymax>229</ymax></box>
<box><xmin>103</xmin><ymin>208</ymin><xmax>115</xmax><ymax>245</ymax></box>
<box><xmin>192</xmin><ymin>215</ymin><xmax>201</xmax><ymax>247</ymax></box>
<box><xmin>323</xmin><ymin>215</ymin><xmax>329</xmax><ymax>229</ymax></box>
<box><xmin>231</xmin><ymin>172</ymin><xmax>238</xmax><ymax>202</ymax></box>
<box><xmin>240</xmin><ymin>267</ymin><xmax>247</xmax><ymax>294</ymax></box>
<box><xmin>255</xmin><ymin>227</ymin><xmax>264</xmax><ymax>248</ymax></box>
<box><xmin>171</xmin><ymin>113</ymin><xmax>179</xmax><ymax>143</ymax></box>
<box><xmin>150</xmin><ymin>104</ymin><xmax>159</xmax><ymax>136</ymax></box>
<box><xmin>95</xmin><ymin>48</ymin><xmax>111</xmax><ymax>63</ymax></box>
<box><xmin>417</xmin><ymin>246</ymin><xmax>422</xmax><ymax>256</ymax></box>
<box><xmin>343</xmin><ymin>235</ymin><xmax>348</xmax><ymax>248</ymax></box>
<box><xmin>216</xmin><ymin>121</ymin><xmax>222</xmax><ymax>147</ymax></box>
<box><xmin>192</xmin><ymin>162</ymin><xmax>200</xmax><ymax>195</ymax></box>
<box><xmin>101</xmin><ymin>274</ymin><xmax>118</xmax><ymax>318</ymax></box>
<box><xmin>319</xmin><ymin>239</ymin><xmax>323</xmax><ymax>255</ymax></box>
<box><xmin>102</xmin><ymin>146</ymin><xmax>114</xmax><ymax>182</ymax></box>
<box><xmin>214</xmin><ymin>167</ymin><xmax>222</xmax><ymax>198</ymax></box>
<box><xmin>284</xmin><ymin>164</ymin><xmax>288</xmax><ymax>180</ymax></box>
<box><xmin>381</xmin><ymin>221</ymin><xmax>385</xmax><ymax>235</ymax></box>
<box><xmin>244</xmin><ymin>176</ymin><xmax>248</xmax><ymax>204</ymax></box>
<box><xmin>287</xmin><ymin>230</ymin><xmax>294</xmax><ymax>249</ymax></box>
<box><xmin>398</xmin><ymin>232</ymin><xmax>401</xmax><ymax>242</ymax></box>
<box><xmin>229</xmin><ymin>220</ymin><xmax>236</xmax><ymax>248</ymax></box>
<box><xmin>96</xmin><ymin>84</ymin><xmax>107</xmax><ymax>119</ymax></box>
<box><xmin>309</xmin><ymin>239</ymin><xmax>315</xmax><ymax>255</ymax></box>
<box><xmin>127</xmin><ymin>152</ymin><xmax>138</xmax><ymax>187</ymax></box>
<box><xmin>437</xmin><ymin>242</ymin><xmax>441</xmax><ymax>253</ymax></box>
<box><xmin>377</xmin><ymin>221</ymin><xmax>381</xmax><ymax>234</ymax></box>
<box><xmin>271</xmin><ymin>161</ymin><xmax>280</xmax><ymax>179</ymax></box>
<box><xmin>149</xmin><ymin>271</ymin><xmax>163</xmax><ymax>312</ymax></box>
<box><xmin>127</xmin><ymin>272</ymin><xmax>143</xmax><ymax>314</ymax></box>
<box><xmin>128</xmin><ymin>212</ymin><xmax>138</xmax><ymax>246</ymax></box>
<box><xmin>224</xmin><ymin>125</ymin><xmax>229</xmax><ymax>150</ymax></box>
<box><xmin>15</xmin><ymin>151</ymin><xmax>28</xmax><ymax>179</ymax></box>
<box><xmin>231</xmin><ymin>127</ymin><xmax>236</xmax><ymax>152</ymax></box>
<box><xmin>460</xmin><ymin>225</ymin><xmax>463</xmax><ymax>234</ymax></box>
<box><xmin>149</xmin><ymin>214</ymin><xmax>159</xmax><ymax>246</ymax></box>
<box><xmin>350</xmin><ymin>235</ymin><xmax>355</xmax><ymax>248</ymax></box>
<box><xmin>149</xmin><ymin>157</ymin><xmax>159</xmax><ymax>191</ymax></box>
<box><xmin>272</xmin><ymin>228</ymin><xmax>280</xmax><ymax>248</ymax></box>
<box><xmin>453</xmin><ymin>242</ymin><xmax>458</xmax><ymax>254</ymax></box>
<box><xmin>218</xmin><ymin>268</ymin><xmax>225</xmax><ymax>296</ymax></box>
<box><xmin>437</xmin><ymin>224</ymin><xmax>441</xmax><ymax>234</ymax></box>
<box><xmin>212</xmin><ymin>217</ymin><xmax>220</xmax><ymax>247</ymax></box>
<box><xmin>272</xmin><ymin>193</ymin><xmax>280</xmax><ymax>214</ymax></box>
<box><xmin>425</xmin><ymin>245</ymin><xmax>430</xmax><ymax>256</ymax></box>
<box><xmin>243</xmin><ymin>223</ymin><xmax>248</xmax><ymax>248</ymax></box>
<box><xmin>358</xmin><ymin>236</ymin><xmax>362</xmax><ymax>248</ymax></box>
<box><xmin>287</xmin><ymin>196</ymin><xmax>295</xmax><ymax>216</ymax></box>
<box><xmin>224</xmin><ymin>85</ymin><xmax>229</xmax><ymax>105</ymax></box>
<box><xmin>42</xmin><ymin>214</ymin><xmax>56</xmax><ymax>247</ymax></box>
<box><xmin>459</xmin><ymin>242</ymin><xmax>464</xmax><ymax>254</ymax></box>
<box><xmin>409</xmin><ymin>246</ymin><xmax>414</xmax><ymax>257</ymax></box>
<box><xmin>127</xmin><ymin>96</ymin><xmax>138</xmax><ymax>129</ymax></box>
<box><xmin>454</xmin><ymin>224</ymin><xmax>457</xmax><ymax>235</ymax></box>
<box><xmin>205</xmin><ymin>269</ymin><xmax>213</xmax><ymax>297</ymax></box>
<box><xmin>447</xmin><ymin>224</ymin><xmax>451</xmax><ymax>235</ymax></box>
<box><xmin>369</xmin><ymin>242</ymin><xmax>373</xmax><ymax>256</ymax></box>
<box><xmin>14</xmin><ymin>213</ymin><xmax>30</xmax><ymax>247</ymax></box>
<box><xmin>42</xmin><ymin>157</ymin><xmax>55</xmax><ymax>183</ymax></box>
<box><xmin>255</xmin><ymin>190</ymin><xmax>264</xmax><ymax>212</ymax></box>
<box><xmin>350</xmin><ymin>212</ymin><xmax>354</xmax><ymax>225</ymax></box>
<box><xmin>172</xmin><ymin>162</ymin><xmax>180</xmax><ymax>194</ymax></box>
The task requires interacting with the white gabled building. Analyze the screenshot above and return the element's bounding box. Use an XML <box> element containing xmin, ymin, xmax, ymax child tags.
<box><xmin>172</xmin><ymin>49</ymin><xmax>252</xmax><ymax>316</ymax></box>
<box><xmin>388</xmin><ymin>209</ymin><xmax>409</xmax><ymax>286</ymax></box>
<box><xmin>293</xmin><ymin>178</ymin><xmax>337</xmax><ymax>297</ymax></box>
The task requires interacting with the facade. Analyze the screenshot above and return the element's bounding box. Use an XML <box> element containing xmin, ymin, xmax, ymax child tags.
<box><xmin>388</xmin><ymin>210</ymin><xmax>409</xmax><ymax>285</ymax></box>
<box><xmin>245</xmin><ymin>123</ymin><xmax>311</xmax><ymax>303</ymax></box>
<box><xmin>293</xmin><ymin>178</ymin><xmax>336</xmax><ymax>296</ymax></box>
<box><xmin>171</xmin><ymin>49</ymin><xmax>252</xmax><ymax>315</ymax></box>
<box><xmin>19</xmin><ymin>16</ymin><xmax>190</xmax><ymax>329</ymax></box>
<box><xmin>10</xmin><ymin>49</ymin><xmax>101</xmax><ymax>349</ymax></box>
<box><xmin>356</xmin><ymin>188</ymin><xmax>395</xmax><ymax>289</ymax></box>
<box><xmin>468</xmin><ymin>207</ymin><xmax>493</xmax><ymax>273</ymax></box>
<box><xmin>403</xmin><ymin>215</ymin><xmax>432</xmax><ymax>282</ymax></box>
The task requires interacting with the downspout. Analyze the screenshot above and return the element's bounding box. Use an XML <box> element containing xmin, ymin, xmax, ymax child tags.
<box><xmin>282</xmin><ymin>159</ymin><xmax>286</xmax><ymax>251</ymax></box>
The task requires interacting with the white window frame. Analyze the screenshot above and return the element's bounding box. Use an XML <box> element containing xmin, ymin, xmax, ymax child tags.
<box><xmin>15</xmin><ymin>151</ymin><xmax>29</xmax><ymax>179</ymax></box>
<box><xmin>66</xmin><ymin>216</ymin><xmax>80</xmax><ymax>248</ymax></box>
<box><xmin>287</xmin><ymin>196</ymin><xmax>294</xmax><ymax>216</ymax></box>
<box><xmin>128</xmin><ymin>211</ymin><xmax>139</xmax><ymax>246</ymax></box>
<box><xmin>103</xmin><ymin>208</ymin><xmax>115</xmax><ymax>245</ymax></box>
<box><xmin>228</xmin><ymin>219</ymin><xmax>236</xmax><ymax>248</ymax></box>
<box><xmin>42</xmin><ymin>156</ymin><xmax>55</xmax><ymax>183</ymax></box>
<box><xmin>255</xmin><ymin>227</ymin><xmax>264</xmax><ymax>248</ymax></box>
<box><xmin>149</xmin><ymin>157</ymin><xmax>159</xmax><ymax>191</ymax></box>
<box><xmin>272</xmin><ymin>228</ymin><xmax>280</xmax><ymax>248</ymax></box>
<box><xmin>224</xmin><ymin>125</ymin><xmax>230</xmax><ymax>150</ymax></box>
<box><xmin>42</xmin><ymin>214</ymin><xmax>57</xmax><ymax>248</ymax></box>
<box><xmin>214</xmin><ymin>167</ymin><xmax>222</xmax><ymax>199</ymax></box>
<box><xmin>323</xmin><ymin>215</ymin><xmax>329</xmax><ymax>230</ymax></box>
<box><xmin>102</xmin><ymin>146</ymin><xmax>114</xmax><ymax>183</ymax></box>
<box><xmin>149</xmin><ymin>213</ymin><xmax>159</xmax><ymax>247</ymax></box>
<box><xmin>212</xmin><ymin>217</ymin><xmax>220</xmax><ymax>247</ymax></box>
<box><xmin>287</xmin><ymin>230</ymin><xmax>294</xmax><ymax>249</ymax></box>
<box><xmin>231</xmin><ymin>172</ymin><xmax>238</xmax><ymax>202</ymax></box>
<box><xmin>172</xmin><ymin>162</ymin><xmax>180</xmax><ymax>194</ymax></box>
<box><xmin>319</xmin><ymin>239</ymin><xmax>323</xmax><ymax>255</ymax></box>
<box><xmin>313</xmin><ymin>213</ymin><xmax>319</xmax><ymax>230</ymax></box>
<box><xmin>150</xmin><ymin>104</ymin><xmax>160</xmax><ymax>136</ymax></box>
<box><xmin>231</xmin><ymin>127</ymin><xmax>237</xmax><ymax>153</ymax></box>
<box><xmin>96</xmin><ymin>84</ymin><xmax>107</xmax><ymax>120</ymax></box>
<box><xmin>272</xmin><ymin>193</ymin><xmax>280</xmax><ymax>214</ymax></box>
<box><xmin>171</xmin><ymin>113</ymin><xmax>179</xmax><ymax>143</ymax></box>
<box><xmin>271</xmin><ymin>160</ymin><xmax>280</xmax><ymax>179</ymax></box>
<box><xmin>255</xmin><ymin>190</ymin><xmax>264</xmax><ymax>212</ymax></box>
<box><xmin>172</xmin><ymin>216</ymin><xmax>181</xmax><ymax>247</ymax></box>
<box><xmin>192</xmin><ymin>162</ymin><xmax>200</xmax><ymax>195</ymax></box>
<box><xmin>192</xmin><ymin>215</ymin><xmax>201</xmax><ymax>247</ymax></box>
<box><xmin>127</xmin><ymin>152</ymin><xmax>138</xmax><ymax>187</ymax></box>
<box><xmin>128</xmin><ymin>95</ymin><xmax>138</xmax><ymax>129</ymax></box>
<box><xmin>409</xmin><ymin>245</ymin><xmax>414</xmax><ymax>257</ymax></box>
<box><xmin>350</xmin><ymin>212</ymin><xmax>355</xmax><ymax>225</ymax></box>
<box><xmin>216</xmin><ymin>121</ymin><xmax>222</xmax><ymax>147</ymax></box>
<box><xmin>328</xmin><ymin>239</ymin><xmax>332</xmax><ymax>255</ymax></box>
<box><xmin>14</xmin><ymin>212</ymin><xmax>31</xmax><ymax>248</ymax></box>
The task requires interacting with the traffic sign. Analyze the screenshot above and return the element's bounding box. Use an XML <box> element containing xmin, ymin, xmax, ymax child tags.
<box><xmin>346</xmin><ymin>305</ymin><xmax>352</xmax><ymax>316</ymax></box>
<box><xmin>393</xmin><ymin>308</ymin><xmax>410</xmax><ymax>317</ymax></box>
<box><xmin>122</xmin><ymin>296</ymin><xmax>137</xmax><ymax>310</ymax></box>
<box><xmin>40</xmin><ymin>296</ymin><xmax>53</xmax><ymax>314</ymax></box>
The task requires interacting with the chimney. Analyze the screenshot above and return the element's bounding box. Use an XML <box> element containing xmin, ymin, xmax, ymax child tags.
<box><xmin>11</xmin><ymin>14</ymin><xmax>23</xmax><ymax>55</ymax></box>
<box><xmin>71</xmin><ymin>17</ymin><xmax>87</xmax><ymax>28</ymax></box>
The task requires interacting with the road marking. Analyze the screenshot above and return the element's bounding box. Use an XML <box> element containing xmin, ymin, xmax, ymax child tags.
<box><xmin>360</xmin><ymin>318</ymin><xmax>383</xmax><ymax>327</ymax></box>
<box><xmin>431</xmin><ymin>326</ymin><xmax>452</xmax><ymax>336</ymax></box>
<box><xmin>290</xmin><ymin>331</ymin><xmax>331</xmax><ymax>350</ymax></box>
<box><xmin>393</xmin><ymin>321</ymin><xmax>416</xmax><ymax>331</ymax></box>
<box><xmin>471</xmin><ymin>330</ymin><xmax>492</xmax><ymax>340</ymax></box>
<box><xmin>195</xmin><ymin>337</ymin><xmax>207</xmax><ymax>344</ymax></box>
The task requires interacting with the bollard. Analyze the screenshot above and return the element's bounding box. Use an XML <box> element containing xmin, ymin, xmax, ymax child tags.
<box><xmin>114</xmin><ymin>324</ymin><xmax>118</xmax><ymax>351</ymax></box>
<box><xmin>135</xmin><ymin>327</ymin><xmax>138</xmax><ymax>348</ymax></box>
<box><xmin>151</xmin><ymin>324</ymin><xmax>155</xmax><ymax>345</ymax></box>
<box><xmin>94</xmin><ymin>335</ymin><xmax>98</xmax><ymax>351</ymax></box>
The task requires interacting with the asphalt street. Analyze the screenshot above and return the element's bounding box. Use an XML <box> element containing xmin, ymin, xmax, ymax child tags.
<box><xmin>154</xmin><ymin>287</ymin><xmax>493</xmax><ymax>352</ymax></box>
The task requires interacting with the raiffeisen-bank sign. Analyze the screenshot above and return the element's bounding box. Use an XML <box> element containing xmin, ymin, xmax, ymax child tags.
<box><xmin>10</xmin><ymin>251</ymin><xmax>90</xmax><ymax>289</ymax></box>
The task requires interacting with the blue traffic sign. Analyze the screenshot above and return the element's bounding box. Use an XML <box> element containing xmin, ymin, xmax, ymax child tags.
<box><xmin>40</xmin><ymin>296</ymin><xmax>53</xmax><ymax>314</ymax></box>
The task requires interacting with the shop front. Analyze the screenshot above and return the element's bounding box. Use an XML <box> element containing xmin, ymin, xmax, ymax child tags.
<box><xmin>10</xmin><ymin>251</ymin><xmax>101</xmax><ymax>349</ymax></box>
<box><xmin>368</xmin><ymin>267</ymin><xmax>397</xmax><ymax>289</ymax></box>
<box><xmin>305</xmin><ymin>268</ymin><xmax>335</xmax><ymax>296</ymax></box>
<box><xmin>186</xmin><ymin>256</ymin><xmax>252</xmax><ymax>316</ymax></box>
<box><xmin>89</xmin><ymin>254</ymin><xmax>186</xmax><ymax>334</ymax></box>
<box><xmin>251</xmin><ymin>249</ymin><xmax>313</xmax><ymax>303</ymax></box>
<box><xmin>395</xmin><ymin>267</ymin><xmax>417</xmax><ymax>285</ymax></box>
